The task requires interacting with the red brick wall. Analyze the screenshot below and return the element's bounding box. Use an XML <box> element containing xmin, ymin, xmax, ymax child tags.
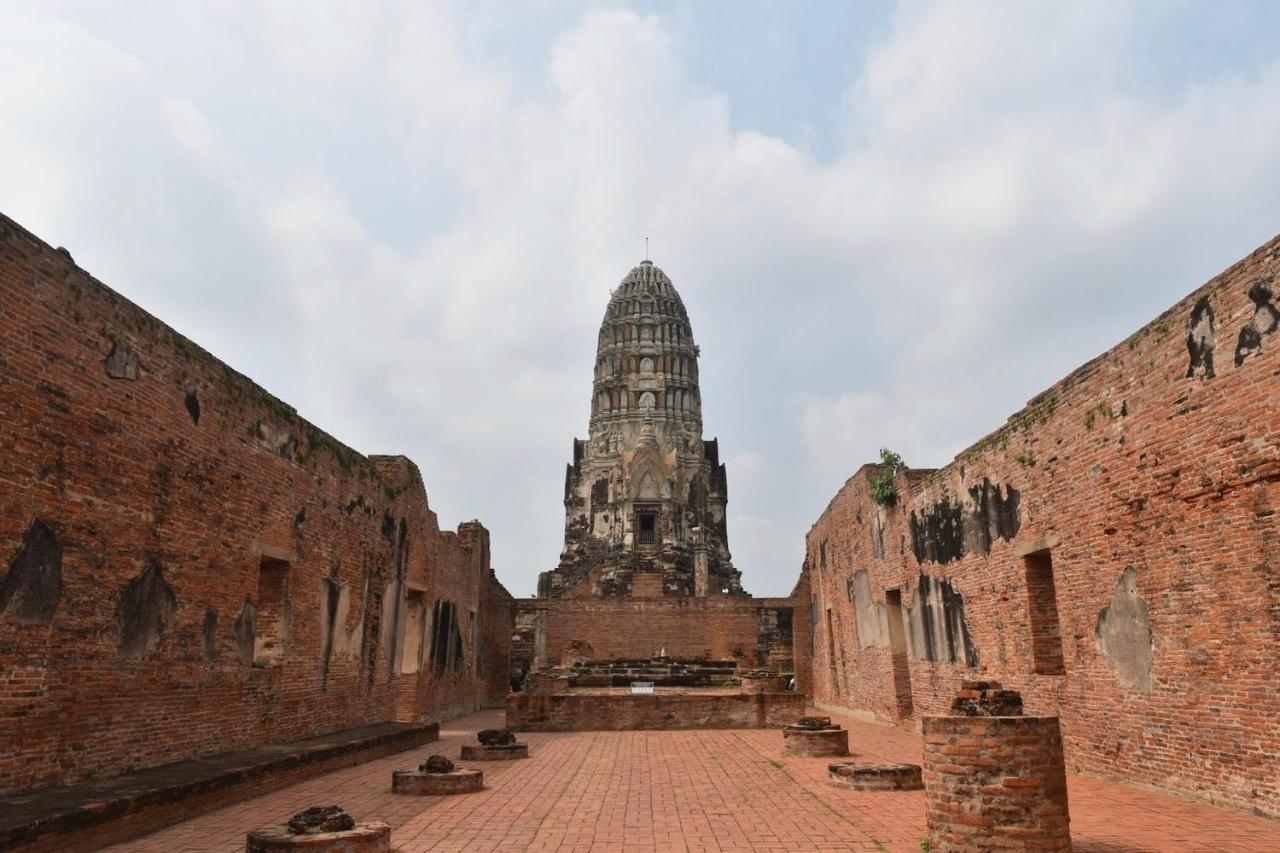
<box><xmin>0</xmin><ymin>213</ymin><xmax>513</xmax><ymax>795</ymax></box>
<box><xmin>506</xmin><ymin>691</ymin><xmax>806</xmax><ymax>730</ymax></box>
<box><xmin>515</xmin><ymin>596</ymin><xmax>803</xmax><ymax>674</ymax></box>
<box><xmin>803</xmin><ymin>235</ymin><xmax>1280</xmax><ymax>816</ymax></box>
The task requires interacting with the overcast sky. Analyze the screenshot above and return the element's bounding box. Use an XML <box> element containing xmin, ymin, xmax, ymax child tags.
<box><xmin>5</xmin><ymin>1</ymin><xmax>1280</xmax><ymax>596</ymax></box>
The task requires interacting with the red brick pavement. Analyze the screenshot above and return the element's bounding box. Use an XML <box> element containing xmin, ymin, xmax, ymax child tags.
<box><xmin>101</xmin><ymin>707</ymin><xmax>1280</xmax><ymax>852</ymax></box>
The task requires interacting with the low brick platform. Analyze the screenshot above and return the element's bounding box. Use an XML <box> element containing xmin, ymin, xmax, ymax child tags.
<box><xmin>460</xmin><ymin>743</ymin><xmax>529</xmax><ymax>760</ymax></box>
<box><xmin>0</xmin><ymin>721</ymin><xmax>438</xmax><ymax>853</ymax></box>
<box><xmin>507</xmin><ymin>689</ymin><xmax>804</xmax><ymax>730</ymax></box>
<box><xmin>391</xmin><ymin>768</ymin><xmax>484</xmax><ymax>795</ymax></box>
<box><xmin>100</xmin><ymin>709</ymin><xmax>1280</xmax><ymax>852</ymax></box>
<box><xmin>828</xmin><ymin>762</ymin><xmax>923</xmax><ymax>791</ymax></box>
<box><xmin>739</xmin><ymin>673</ymin><xmax>786</xmax><ymax>694</ymax></box>
<box><xmin>245</xmin><ymin>822</ymin><xmax>390</xmax><ymax>852</ymax></box>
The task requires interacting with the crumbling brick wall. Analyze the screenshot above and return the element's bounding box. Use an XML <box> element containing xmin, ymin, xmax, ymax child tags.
<box><xmin>802</xmin><ymin>234</ymin><xmax>1280</xmax><ymax>816</ymax></box>
<box><xmin>0</xmin><ymin>213</ymin><xmax>513</xmax><ymax>795</ymax></box>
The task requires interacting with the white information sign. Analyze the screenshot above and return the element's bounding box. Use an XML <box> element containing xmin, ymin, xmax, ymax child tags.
<box><xmin>630</xmin><ymin>681</ymin><xmax>655</xmax><ymax>694</ymax></box>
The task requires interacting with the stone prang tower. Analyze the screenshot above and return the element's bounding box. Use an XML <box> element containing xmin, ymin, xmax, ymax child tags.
<box><xmin>538</xmin><ymin>260</ymin><xmax>744</xmax><ymax>598</ymax></box>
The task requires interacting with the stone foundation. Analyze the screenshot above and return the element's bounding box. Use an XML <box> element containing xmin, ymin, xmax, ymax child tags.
<box><xmin>523</xmin><ymin>673</ymin><xmax>571</xmax><ymax>696</ymax></box>
<box><xmin>391</xmin><ymin>769</ymin><xmax>483</xmax><ymax>795</ymax></box>
<box><xmin>828</xmin><ymin>763</ymin><xmax>923</xmax><ymax>791</ymax></box>
<box><xmin>922</xmin><ymin>685</ymin><xmax>1071</xmax><ymax>851</ymax></box>
<box><xmin>460</xmin><ymin>743</ymin><xmax>529</xmax><ymax>761</ymax></box>
<box><xmin>507</xmin><ymin>690</ymin><xmax>804</xmax><ymax>730</ymax></box>
<box><xmin>782</xmin><ymin>717</ymin><xmax>849</xmax><ymax>757</ymax></box>
<box><xmin>245</xmin><ymin>824</ymin><xmax>390</xmax><ymax>852</ymax></box>
<box><xmin>739</xmin><ymin>672</ymin><xmax>785</xmax><ymax>694</ymax></box>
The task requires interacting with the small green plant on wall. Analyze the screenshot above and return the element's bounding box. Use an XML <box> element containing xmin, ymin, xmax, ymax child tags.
<box><xmin>870</xmin><ymin>448</ymin><xmax>908</xmax><ymax>506</ymax></box>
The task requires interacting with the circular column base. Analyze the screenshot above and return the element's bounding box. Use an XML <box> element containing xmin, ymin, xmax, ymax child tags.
<box><xmin>246</xmin><ymin>822</ymin><xmax>390</xmax><ymax>852</ymax></box>
<box><xmin>391</xmin><ymin>769</ymin><xmax>484</xmax><ymax>795</ymax></box>
<box><xmin>783</xmin><ymin>727</ymin><xmax>849</xmax><ymax>757</ymax></box>
<box><xmin>461</xmin><ymin>743</ymin><xmax>529</xmax><ymax>760</ymax></box>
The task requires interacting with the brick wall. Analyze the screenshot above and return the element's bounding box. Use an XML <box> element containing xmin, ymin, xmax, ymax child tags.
<box><xmin>506</xmin><ymin>691</ymin><xmax>806</xmax><ymax>730</ymax></box>
<box><xmin>0</xmin><ymin>213</ymin><xmax>513</xmax><ymax>795</ymax></box>
<box><xmin>802</xmin><ymin>234</ymin><xmax>1280</xmax><ymax>816</ymax></box>
<box><xmin>512</xmin><ymin>596</ymin><xmax>803</xmax><ymax>676</ymax></box>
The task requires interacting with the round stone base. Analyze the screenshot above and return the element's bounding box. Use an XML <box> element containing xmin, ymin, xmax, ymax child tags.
<box><xmin>828</xmin><ymin>762</ymin><xmax>923</xmax><ymax>791</ymax></box>
<box><xmin>391</xmin><ymin>769</ymin><xmax>484</xmax><ymax>795</ymax></box>
<box><xmin>461</xmin><ymin>743</ymin><xmax>529</xmax><ymax>761</ymax></box>
<box><xmin>739</xmin><ymin>675</ymin><xmax>785</xmax><ymax>694</ymax></box>
<box><xmin>783</xmin><ymin>726</ymin><xmax>849</xmax><ymax>757</ymax></box>
<box><xmin>246</xmin><ymin>822</ymin><xmax>390</xmax><ymax>852</ymax></box>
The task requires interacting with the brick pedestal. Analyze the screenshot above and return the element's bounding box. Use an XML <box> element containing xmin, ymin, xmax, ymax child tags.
<box><xmin>391</xmin><ymin>769</ymin><xmax>483</xmax><ymax>795</ymax></box>
<box><xmin>922</xmin><ymin>714</ymin><xmax>1071</xmax><ymax>851</ymax></box>
<box><xmin>524</xmin><ymin>674</ymin><xmax>571</xmax><ymax>696</ymax></box>
<box><xmin>783</xmin><ymin>723</ymin><xmax>849</xmax><ymax>757</ymax></box>
<box><xmin>245</xmin><ymin>823</ymin><xmax>390</xmax><ymax>852</ymax></box>
<box><xmin>739</xmin><ymin>674</ymin><xmax>785</xmax><ymax>694</ymax></box>
<box><xmin>460</xmin><ymin>743</ymin><xmax>529</xmax><ymax>760</ymax></box>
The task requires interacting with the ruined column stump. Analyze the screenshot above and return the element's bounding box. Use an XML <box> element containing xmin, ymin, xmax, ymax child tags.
<box><xmin>922</xmin><ymin>682</ymin><xmax>1071</xmax><ymax>852</ymax></box>
<box><xmin>828</xmin><ymin>762</ymin><xmax>923</xmax><ymax>791</ymax></box>
<box><xmin>783</xmin><ymin>716</ymin><xmax>849</xmax><ymax>757</ymax></box>
<box><xmin>523</xmin><ymin>671</ymin><xmax>571</xmax><ymax>695</ymax></box>
<box><xmin>391</xmin><ymin>755</ymin><xmax>483</xmax><ymax>795</ymax></box>
<box><xmin>739</xmin><ymin>670</ymin><xmax>785</xmax><ymax>694</ymax></box>
<box><xmin>460</xmin><ymin>729</ymin><xmax>529</xmax><ymax>760</ymax></box>
<box><xmin>246</xmin><ymin>807</ymin><xmax>389</xmax><ymax>853</ymax></box>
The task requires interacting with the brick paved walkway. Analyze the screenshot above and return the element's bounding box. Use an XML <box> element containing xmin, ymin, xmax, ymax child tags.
<box><xmin>105</xmin><ymin>707</ymin><xmax>1279</xmax><ymax>852</ymax></box>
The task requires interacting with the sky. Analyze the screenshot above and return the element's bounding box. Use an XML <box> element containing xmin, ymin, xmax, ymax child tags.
<box><xmin>4</xmin><ymin>0</ymin><xmax>1280</xmax><ymax>597</ymax></box>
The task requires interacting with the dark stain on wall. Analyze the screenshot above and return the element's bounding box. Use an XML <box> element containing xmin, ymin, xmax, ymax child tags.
<box><xmin>234</xmin><ymin>597</ymin><xmax>256</xmax><ymax>664</ymax></box>
<box><xmin>117</xmin><ymin>560</ymin><xmax>178</xmax><ymax>661</ymax></box>
<box><xmin>1185</xmin><ymin>296</ymin><xmax>1216</xmax><ymax>379</ymax></box>
<box><xmin>320</xmin><ymin>576</ymin><xmax>340</xmax><ymax>687</ymax></box>
<box><xmin>202</xmin><ymin>607</ymin><xmax>218</xmax><ymax>662</ymax></box>
<box><xmin>184</xmin><ymin>388</ymin><xmax>201</xmax><ymax>425</ymax></box>
<box><xmin>910</xmin><ymin>481</ymin><xmax>1020</xmax><ymax>565</ymax></box>
<box><xmin>911</xmin><ymin>574</ymin><xmax>980</xmax><ymax>667</ymax></box>
<box><xmin>0</xmin><ymin>518</ymin><xmax>63</xmax><ymax>623</ymax></box>
<box><xmin>1234</xmin><ymin>278</ymin><xmax>1279</xmax><ymax>367</ymax></box>
<box><xmin>963</xmin><ymin>479</ymin><xmax>1021</xmax><ymax>555</ymax></box>
<box><xmin>909</xmin><ymin>495</ymin><xmax>965</xmax><ymax>564</ymax></box>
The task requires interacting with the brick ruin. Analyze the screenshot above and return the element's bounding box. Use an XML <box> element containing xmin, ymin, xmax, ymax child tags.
<box><xmin>0</xmin><ymin>213</ymin><xmax>515</xmax><ymax>801</ymax></box>
<box><xmin>513</xmin><ymin>261</ymin><xmax>810</xmax><ymax>686</ymax></box>
<box><xmin>801</xmin><ymin>234</ymin><xmax>1280</xmax><ymax>817</ymax></box>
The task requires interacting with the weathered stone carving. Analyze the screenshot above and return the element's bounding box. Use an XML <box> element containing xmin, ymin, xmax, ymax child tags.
<box><xmin>421</xmin><ymin>755</ymin><xmax>454</xmax><ymax>774</ymax></box>
<box><xmin>477</xmin><ymin>728</ymin><xmax>516</xmax><ymax>746</ymax></box>
<box><xmin>286</xmin><ymin>806</ymin><xmax>354</xmax><ymax>835</ymax></box>
<box><xmin>539</xmin><ymin>261</ymin><xmax>742</xmax><ymax>599</ymax></box>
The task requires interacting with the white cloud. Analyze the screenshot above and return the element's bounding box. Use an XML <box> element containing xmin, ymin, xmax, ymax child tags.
<box><xmin>5</xmin><ymin>1</ymin><xmax>1280</xmax><ymax>596</ymax></box>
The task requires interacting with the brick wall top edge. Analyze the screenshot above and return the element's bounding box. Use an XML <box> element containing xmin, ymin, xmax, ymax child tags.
<box><xmin>805</xmin><ymin>227</ymin><xmax>1280</xmax><ymax>545</ymax></box>
<box><xmin>0</xmin><ymin>210</ymin><xmax>455</xmax><ymax>517</ymax></box>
